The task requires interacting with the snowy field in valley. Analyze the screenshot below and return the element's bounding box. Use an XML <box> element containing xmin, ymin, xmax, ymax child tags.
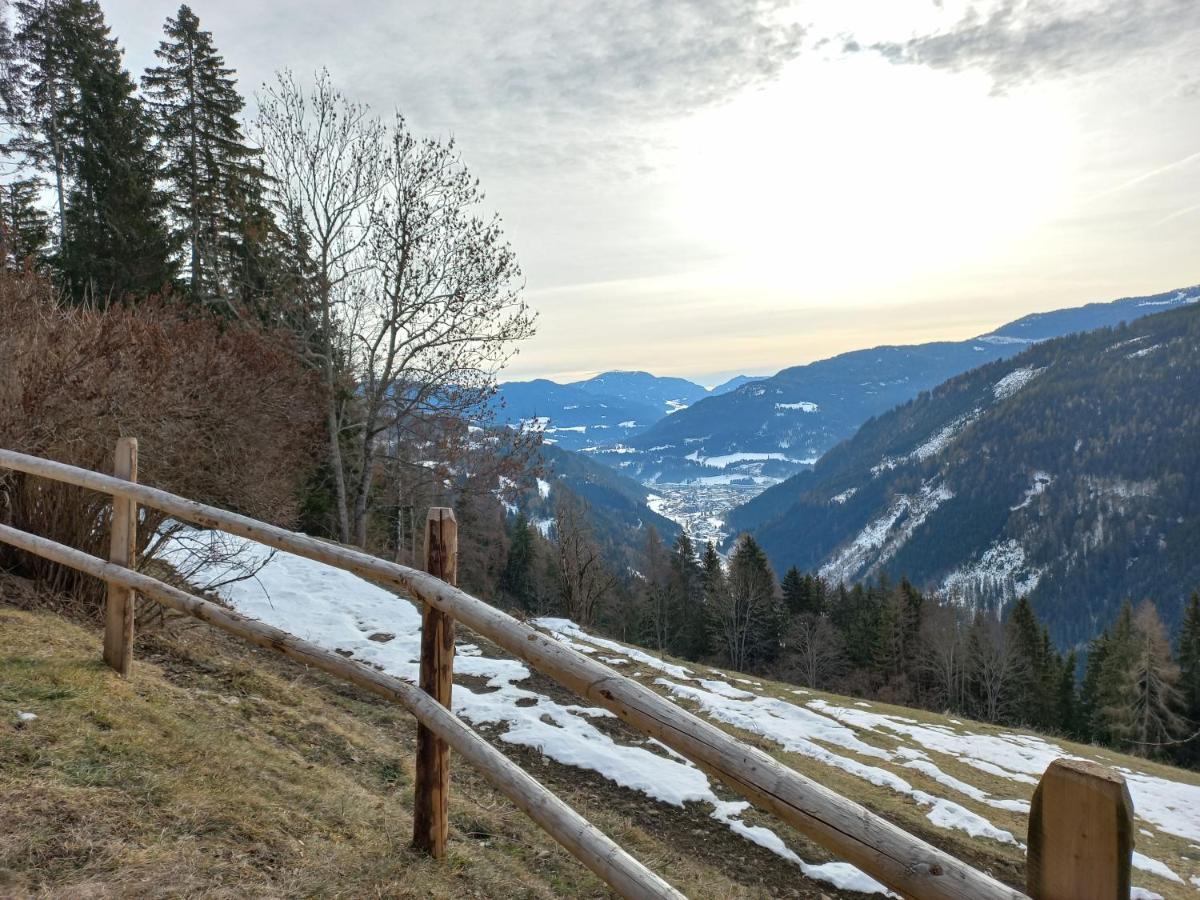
<box><xmin>162</xmin><ymin>529</ymin><xmax>1200</xmax><ymax>898</ymax></box>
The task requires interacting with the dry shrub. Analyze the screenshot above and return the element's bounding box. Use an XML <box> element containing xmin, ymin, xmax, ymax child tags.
<box><xmin>0</xmin><ymin>270</ymin><xmax>323</xmax><ymax>611</ymax></box>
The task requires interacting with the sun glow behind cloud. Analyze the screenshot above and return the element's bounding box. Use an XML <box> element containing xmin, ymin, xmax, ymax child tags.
<box><xmin>669</xmin><ymin>52</ymin><xmax>1076</xmax><ymax>296</ymax></box>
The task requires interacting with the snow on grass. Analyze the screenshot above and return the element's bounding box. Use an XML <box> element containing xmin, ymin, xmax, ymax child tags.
<box><xmin>537</xmin><ymin>618</ymin><xmax>692</xmax><ymax>679</ymax></box>
<box><xmin>1132</xmin><ymin>852</ymin><xmax>1183</xmax><ymax>884</ymax></box>
<box><xmin>710</xmin><ymin>801</ymin><xmax>894</xmax><ymax>896</ymax></box>
<box><xmin>654</xmin><ymin>680</ymin><xmax>1023</xmax><ymax>845</ymax></box>
<box><xmin>1131</xmin><ymin>888</ymin><xmax>1164</xmax><ymax>900</ymax></box>
<box><xmin>17</xmin><ymin>711</ymin><xmax>37</xmax><ymax>721</ymax></box>
<box><xmin>993</xmin><ymin>366</ymin><xmax>1043</xmax><ymax>400</ymax></box>
<box><xmin>1119</xmin><ymin>768</ymin><xmax>1200</xmax><ymax>843</ymax></box>
<box><xmin>160</xmin><ymin>528</ymin><xmax>1200</xmax><ymax>892</ymax></box>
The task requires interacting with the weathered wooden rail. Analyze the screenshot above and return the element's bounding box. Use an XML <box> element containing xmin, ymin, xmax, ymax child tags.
<box><xmin>0</xmin><ymin>444</ymin><xmax>1135</xmax><ymax>900</ymax></box>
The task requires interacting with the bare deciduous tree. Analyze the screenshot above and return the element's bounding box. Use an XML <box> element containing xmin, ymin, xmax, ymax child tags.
<box><xmin>257</xmin><ymin>74</ymin><xmax>533</xmax><ymax>548</ymax></box>
<box><xmin>345</xmin><ymin>116</ymin><xmax>532</xmax><ymax>546</ymax></box>
<box><xmin>783</xmin><ymin>613</ymin><xmax>846</xmax><ymax>689</ymax></box>
<box><xmin>256</xmin><ymin>69</ymin><xmax>385</xmax><ymax>544</ymax></box>
<box><xmin>554</xmin><ymin>492</ymin><xmax>614</xmax><ymax>628</ymax></box>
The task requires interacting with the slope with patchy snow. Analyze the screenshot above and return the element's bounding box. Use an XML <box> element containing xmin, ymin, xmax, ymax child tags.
<box><xmin>163</xmin><ymin>529</ymin><xmax>1200</xmax><ymax>898</ymax></box>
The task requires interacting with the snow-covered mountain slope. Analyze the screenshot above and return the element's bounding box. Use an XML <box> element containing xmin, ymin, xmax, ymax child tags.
<box><xmin>619</xmin><ymin>285</ymin><xmax>1200</xmax><ymax>485</ymax></box>
<box><xmin>727</xmin><ymin>301</ymin><xmax>1200</xmax><ymax>645</ymax></box>
<box><xmin>164</xmin><ymin>529</ymin><xmax>1200</xmax><ymax>900</ymax></box>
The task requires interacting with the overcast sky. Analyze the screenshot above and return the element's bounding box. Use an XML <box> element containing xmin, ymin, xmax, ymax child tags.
<box><xmin>103</xmin><ymin>0</ymin><xmax>1200</xmax><ymax>385</ymax></box>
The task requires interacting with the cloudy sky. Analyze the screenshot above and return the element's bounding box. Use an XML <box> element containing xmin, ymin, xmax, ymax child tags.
<box><xmin>104</xmin><ymin>0</ymin><xmax>1200</xmax><ymax>385</ymax></box>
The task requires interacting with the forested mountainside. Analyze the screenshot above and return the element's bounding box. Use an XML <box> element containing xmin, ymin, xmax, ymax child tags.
<box><xmin>509</xmin><ymin>443</ymin><xmax>680</xmax><ymax>551</ymax></box>
<box><xmin>619</xmin><ymin>285</ymin><xmax>1200</xmax><ymax>484</ymax></box>
<box><xmin>726</xmin><ymin>302</ymin><xmax>1200</xmax><ymax>646</ymax></box>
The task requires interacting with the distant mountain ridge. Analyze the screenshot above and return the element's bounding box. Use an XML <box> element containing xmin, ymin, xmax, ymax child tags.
<box><xmin>609</xmin><ymin>285</ymin><xmax>1200</xmax><ymax>484</ymax></box>
<box><xmin>725</xmin><ymin>301</ymin><xmax>1200</xmax><ymax>646</ymax></box>
<box><xmin>491</xmin><ymin>369</ymin><xmax>761</xmax><ymax>451</ymax></box>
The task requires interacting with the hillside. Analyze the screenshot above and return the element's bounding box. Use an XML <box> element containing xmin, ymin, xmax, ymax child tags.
<box><xmin>158</xmin><ymin>535</ymin><xmax>1200</xmax><ymax>897</ymax></box>
<box><xmin>618</xmin><ymin>285</ymin><xmax>1200</xmax><ymax>485</ymax></box>
<box><xmin>508</xmin><ymin>443</ymin><xmax>681</xmax><ymax>559</ymax></box>
<box><xmin>727</xmin><ymin>302</ymin><xmax>1200</xmax><ymax>645</ymax></box>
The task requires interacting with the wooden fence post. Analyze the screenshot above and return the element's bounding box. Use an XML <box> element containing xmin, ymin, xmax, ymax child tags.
<box><xmin>102</xmin><ymin>437</ymin><xmax>138</xmax><ymax>676</ymax></box>
<box><xmin>413</xmin><ymin>507</ymin><xmax>458</xmax><ymax>858</ymax></box>
<box><xmin>1027</xmin><ymin>758</ymin><xmax>1133</xmax><ymax>900</ymax></box>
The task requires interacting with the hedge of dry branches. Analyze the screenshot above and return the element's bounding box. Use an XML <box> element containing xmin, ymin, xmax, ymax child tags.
<box><xmin>0</xmin><ymin>271</ymin><xmax>323</xmax><ymax>614</ymax></box>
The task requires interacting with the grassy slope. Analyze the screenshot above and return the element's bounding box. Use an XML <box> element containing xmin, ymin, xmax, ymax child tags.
<box><xmin>4</xmin><ymin>581</ymin><xmax>1198</xmax><ymax>899</ymax></box>
<box><xmin>0</xmin><ymin>592</ymin><xmax>818</xmax><ymax>899</ymax></box>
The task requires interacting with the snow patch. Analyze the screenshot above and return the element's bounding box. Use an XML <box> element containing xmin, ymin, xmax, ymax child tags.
<box><xmin>940</xmin><ymin>539</ymin><xmax>1044</xmax><ymax>610</ymax></box>
<box><xmin>774</xmin><ymin>401</ymin><xmax>819</xmax><ymax>412</ymax></box>
<box><xmin>993</xmin><ymin>366</ymin><xmax>1043</xmax><ymax>400</ymax></box>
<box><xmin>819</xmin><ymin>481</ymin><xmax>953</xmax><ymax>584</ymax></box>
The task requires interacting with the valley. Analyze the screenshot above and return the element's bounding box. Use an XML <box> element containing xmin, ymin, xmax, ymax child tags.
<box><xmin>645</xmin><ymin>482</ymin><xmax>765</xmax><ymax>549</ymax></box>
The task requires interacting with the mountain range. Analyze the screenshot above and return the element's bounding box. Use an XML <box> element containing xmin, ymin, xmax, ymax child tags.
<box><xmin>496</xmin><ymin>285</ymin><xmax>1198</xmax><ymax>485</ymax></box>
<box><xmin>725</xmin><ymin>301</ymin><xmax>1200</xmax><ymax>646</ymax></box>
<box><xmin>491</xmin><ymin>370</ymin><xmax>757</xmax><ymax>451</ymax></box>
<box><xmin>615</xmin><ymin>285</ymin><xmax>1200</xmax><ymax>484</ymax></box>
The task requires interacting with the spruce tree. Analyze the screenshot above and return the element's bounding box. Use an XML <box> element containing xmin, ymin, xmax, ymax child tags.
<box><xmin>668</xmin><ymin>533</ymin><xmax>708</xmax><ymax>659</ymax></box>
<box><xmin>1057</xmin><ymin>649</ymin><xmax>1079</xmax><ymax>738</ymax></box>
<box><xmin>781</xmin><ymin>566</ymin><xmax>806</xmax><ymax>614</ymax></box>
<box><xmin>1007</xmin><ymin>597</ymin><xmax>1049</xmax><ymax>727</ymax></box>
<box><xmin>500</xmin><ymin>513</ymin><xmax>536</xmax><ymax>612</ymax></box>
<box><xmin>142</xmin><ymin>4</ymin><xmax>266</xmax><ymax>311</ymax></box>
<box><xmin>14</xmin><ymin>0</ymin><xmax>173</xmax><ymax>301</ymax></box>
<box><xmin>1178</xmin><ymin>592</ymin><xmax>1200</xmax><ymax>765</ymax></box>
<box><xmin>1</xmin><ymin>177</ymin><xmax>52</xmax><ymax>270</ymax></box>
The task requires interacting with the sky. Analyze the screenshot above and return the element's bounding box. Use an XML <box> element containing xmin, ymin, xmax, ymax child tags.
<box><xmin>102</xmin><ymin>0</ymin><xmax>1200</xmax><ymax>386</ymax></box>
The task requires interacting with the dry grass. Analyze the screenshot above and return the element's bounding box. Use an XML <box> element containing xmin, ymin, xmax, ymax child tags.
<box><xmin>0</xmin><ymin>597</ymin><xmax>827</xmax><ymax>899</ymax></box>
<box><xmin>7</xmin><ymin>585</ymin><xmax>1197</xmax><ymax>899</ymax></box>
<box><xmin>0</xmin><ymin>603</ymin><xmax>600</xmax><ymax>899</ymax></box>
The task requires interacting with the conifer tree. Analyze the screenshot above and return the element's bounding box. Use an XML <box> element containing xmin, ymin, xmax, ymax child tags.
<box><xmin>1057</xmin><ymin>649</ymin><xmax>1079</xmax><ymax>738</ymax></box>
<box><xmin>1124</xmin><ymin>600</ymin><xmax>1184</xmax><ymax>757</ymax></box>
<box><xmin>711</xmin><ymin>535</ymin><xmax>780</xmax><ymax>672</ymax></box>
<box><xmin>1178</xmin><ymin>592</ymin><xmax>1200</xmax><ymax>765</ymax></box>
<box><xmin>499</xmin><ymin>512</ymin><xmax>536</xmax><ymax>612</ymax></box>
<box><xmin>781</xmin><ymin>566</ymin><xmax>806</xmax><ymax>614</ymax></box>
<box><xmin>1</xmin><ymin>177</ymin><xmax>52</xmax><ymax>270</ymax></box>
<box><xmin>13</xmin><ymin>0</ymin><xmax>173</xmax><ymax>301</ymax></box>
<box><xmin>1007</xmin><ymin>597</ymin><xmax>1050</xmax><ymax>727</ymax></box>
<box><xmin>668</xmin><ymin>533</ymin><xmax>708</xmax><ymax>659</ymax></box>
<box><xmin>142</xmin><ymin>4</ymin><xmax>267</xmax><ymax>311</ymax></box>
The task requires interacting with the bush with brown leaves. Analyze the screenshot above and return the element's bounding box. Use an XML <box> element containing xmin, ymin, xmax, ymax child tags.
<box><xmin>0</xmin><ymin>271</ymin><xmax>323</xmax><ymax>611</ymax></box>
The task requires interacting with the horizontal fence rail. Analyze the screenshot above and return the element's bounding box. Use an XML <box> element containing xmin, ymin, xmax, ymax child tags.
<box><xmin>0</xmin><ymin>446</ymin><xmax>1063</xmax><ymax>899</ymax></box>
<box><xmin>0</xmin><ymin>522</ymin><xmax>683</xmax><ymax>900</ymax></box>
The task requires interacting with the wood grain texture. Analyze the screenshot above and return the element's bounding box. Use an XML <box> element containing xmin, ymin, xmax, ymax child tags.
<box><xmin>0</xmin><ymin>448</ymin><xmax>1026</xmax><ymax>900</ymax></box>
<box><xmin>102</xmin><ymin>438</ymin><xmax>138</xmax><ymax>676</ymax></box>
<box><xmin>1026</xmin><ymin>758</ymin><xmax>1132</xmax><ymax>900</ymax></box>
<box><xmin>414</xmin><ymin>507</ymin><xmax>458</xmax><ymax>858</ymax></box>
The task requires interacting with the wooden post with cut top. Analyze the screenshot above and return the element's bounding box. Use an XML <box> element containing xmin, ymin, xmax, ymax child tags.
<box><xmin>413</xmin><ymin>507</ymin><xmax>458</xmax><ymax>858</ymax></box>
<box><xmin>102</xmin><ymin>437</ymin><xmax>138</xmax><ymax>676</ymax></box>
<box><xmin>1026</xmin><ymin>758</ymin><xmax>1133</xmax><ymax>900</ymax></box>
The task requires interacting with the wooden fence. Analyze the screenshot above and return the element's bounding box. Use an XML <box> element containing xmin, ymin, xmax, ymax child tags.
<box><xmin>0</xmin><ymin>443</ymin><xmax>1135</xmax><ymax>900</ymax></box>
